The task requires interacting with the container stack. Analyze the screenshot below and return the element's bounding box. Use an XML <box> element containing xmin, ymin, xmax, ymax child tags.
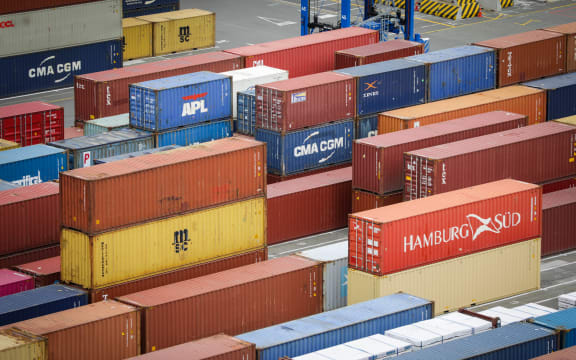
<box><xmin>334</xmin><ymin>39</ymin><xmax>424</xmax><ymax>69</ymax></box>
<box><xmin>122</xmin><ymin>0</ymin><xmax>180</xmax><ymax>18</ymax></box>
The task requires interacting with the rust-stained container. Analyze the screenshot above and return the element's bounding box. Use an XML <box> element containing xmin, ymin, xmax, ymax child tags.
<box><xmin>531</xmin><ymin>346</ymin><xmax>576</xmax><ymax>359</ymax></box>
<box><xmin>13</xmin><ymin>257</ymin><xmax>60</xmax><ymax>288</ymax></box>
<box><xmin>542</xmin><ymin>188</ymin><xmax>576</xmax><ymax>257</ymax></box>
<box><xmin>544</xmin><ymin>22</ymin><xmax>576</xmax><ymax>73</ymax></box>
<box><xmin>351</xmin><ymin>189</ymin><xmax>403</xmax><ymax>213</ymax></box>
<box><xmin>74</xmin><ymin>51</ymin><xmax>242</xmax><ymax>124</ymax></box>
<box><xmin>267</xmin><ymin>167</ymin><xmax>351</xmax><ymax>245</ymax></box>
<box><xmin>0</xmin><ymin>328</ymin><xmax>46</xmax><ymax>359</ymax></box>
<box><xmin>268</xmin><ymin>163</ymin><xmax>350</xmax><ymax>184</ymax></box>
<box><xmin>349</xmin><ymin>179</ymin><xmax>541</xmax><ymax>276</ymax></box>
<box><xmin>61</xmin><ymin>137</ymin><xmax>265</xmax><ymax>234</ymax></box>
<box><xmin>126</xmin><ymin>334</ymin><xmax>255</xmax><ymax>360</ymax></box>
<box><xmin>378</xmin><ymin>85</ymin><xmax>546</xmax><ymax>133</ymax></box>
<box><xmin>335</xmin><ymin>40</ymin><xmax>424</xmax><ymax>69</ymax></box>
<box><xmin>0</xmin><ymin>0</ymin><xmax>101</xmax><ymax>15</ymax></box>
<box><xmin>117</xmin><ymin>256</ymin><xmax>323</xmax><ymax>353</ymax></box>
<box><xmin>256</xmin><ymin>72</ymin><xmax>355</xmax><ymax>132</ymax></box>
<box><xmin>542</xmin><ymin>176</ymin><xmax>576</xmax><ymax>193</ymax></box>
<box><xmin>224</xmin><ymin>28</ymin><xmax>379</xmax><ymax>78</ymax></box>
<box><xmin>0</xmin><ymin>102</ymin><xmax>64</xmax><ymax>147</ymax></box>
<box><xmin>0</xmin><ymin>183</ymin><xmax>60</xmax><ymax>256</ymax></box>
<box><xmin>6</xmin><ymin>300</ymin><xmax>140</xmax><ymax>360</ymax></box>
<box><xmin>473</xmin><ymin>30</ymin><xmax>565</xmax><ymax>87</ymax></box>
<box><xmin>403</xmin><ymin>122</ymin><xmax>576</xmax><ymax>200</ymax></box>
<box><xmin>0</xmin><ymin>246</ymin><xmax>60</xmax><ymax>270</ymax></box>
<box><xmin>354</xmin><ymin>111</ymin><xmax>528</xmax><ymax>195</ymax></box>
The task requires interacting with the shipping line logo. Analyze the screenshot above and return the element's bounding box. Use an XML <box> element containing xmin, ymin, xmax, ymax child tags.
<box><xmin>28</xmin><ymin>56</ymin><xmax>81</xmax><ymax>84</ymax></box>
<box><xmin>12</xmin><ymin>171</ymin><xmax>43</xmax><ymax>186</ymax></box>
<box><xmin>172</xmin><ymin>229</ymin><xmax>190</xmax><ymax>253</ymax></box>
<box><xmin>0</xmin><ymin>21</ymin><xmax>14</xmax><ymax>28</ymax></box>
<box><xmin>179</xmin><ymin>26</ymin><xmax>191</xmax><ymax>43</ymax></box>
<box><xmin>294</xmin><ymin>130</ymin><xmax>347</xmax><ymax>163</ymax></box>
<box><xmin>182</xmin><ymin>92</ymin><xmax>208</xmax><ymax>116</ymax></box>
<box><xmin>291</xmin><ymin>91</ymin><xmax>306</xmax><ymax>104</ymax></box>
<box><xmin>363</xmin><ymin>81</ymin><xmax>379</xmax><ymax>98</ymax></box>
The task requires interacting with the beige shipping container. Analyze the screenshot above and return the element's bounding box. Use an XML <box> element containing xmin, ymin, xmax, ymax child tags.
<box><xmin>555</xmin><ymin>114</ymin><xmax>576</xmax><ymax>126</ymax></box>
<box><xmin>348</xmin><ymin>238</ymin><xmax>541</xmax><ymax>315</ymax></box>
<box><xmin>61</xmin><ymin>196</ymin><xmax>266</xmax><ymax>289</ymax></box>
<box><xmin>0</xmin><ymin>329</ymin><xmax>46</xmax><ymax>360</ymax></box>
<box><xmin>0</xmin><ymin>139</ymin><xmax>19</xmax><ymax>152</ymax></box>
<box><xmin>122</xmin><ymin>18</ymin><xmax>153</xmax><ymax>60</ymax></box>
<box><xmin>138</xmin><ymin>9</ymin><xmax>215</xmax><ymax>56</ymax></box>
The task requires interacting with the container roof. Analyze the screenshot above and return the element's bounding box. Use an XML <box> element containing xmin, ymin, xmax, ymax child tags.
<box><xmin>0</xmin><ymin>183</ymin><xmax>58</xmax><ymax>206</ymax></box>
<box><xmin>0</xmin><ymin>145</ymin><xmax>65</xmax><ymax>165</ymax></box>
<box><xmin>473</xmin><ymin>29</ymin><xmax>563</xmax><ymax>48</ymax></box>
<box><xmin>334</xmin><ymin>58</ymin><xmax>424</xmax><ymax>77</ymax></box>
<box><xmin>132</xmin><ymin>71</ymin><xmax>228</xmax><ymax>90</ymax></box>
<box><xmin>543</xmin><ymin>187</ymin><xmax>576</xmax><ymax>209</ymax></box>
<box><xmin>267</xmin><ymin>167</ymin><xmax>351</xmax><ymax>198</ymax></box>
<box><xmin>0</xmin><ymin>102</ymin><xmax>61</xmax><ymax>118</ymax></box>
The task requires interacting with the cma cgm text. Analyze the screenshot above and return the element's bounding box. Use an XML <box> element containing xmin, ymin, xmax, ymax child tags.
<box><xmin>294</xmin><ymin>137</ymin><xmax>344</xmax><ymax>157</ymax></box>
<box><xmin>29</xmin><ymin>60</ymin><xmax>81</xmax><ymax>78</ymax></box>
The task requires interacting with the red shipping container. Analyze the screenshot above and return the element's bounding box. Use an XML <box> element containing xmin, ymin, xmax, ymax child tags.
<box><xmin>404</xmin><ymin>122</ymin><xmax>576</xmax><ymax>200</ymax></box>
<box><xmin>268</xmin><ymin>162</ymin><xmax>350</xmax><ymax>184</ymax></box>
<box><xmin>61</xmin><ymin>137</ymin><xmax>265</xmax><ymax>234</ymax></box>
<box><xmin>351</xmin><ymin>189</ymin><xmax>403</xmax><ymax>213</ymax></box>
<box><xmin>117</xmin><ymin>256</ymin><xmax>323</xmax><ymax>353</ymax></box>
<box><xmin>0</xmin><ymin>0</ymin><xmax>102</xmax><ymax>15</ymax></box>
<box><xmin>542</xmin><ymin>176</ymin><xmax>576</xmax><ymax>193</ymax></box>
<box><xmin>224</xmin><ymin>27</ymin><xmax>379</xmax><ymax>77</ymax></box>
<box><xmin>335</xmin><ymin>40</ymin><xmax>424</xmax><ymax>69</ymax></box>
<box><xmin>256</xmin><ymin>72</ymin><xmax>355</xmax><ymax>132</ymax></box>
<box><xmin>544</xmin><ymin>22</ymin><xmax>576</xmax><ymax>73</ymax></box>
<box><xmin>0</xmin><ymin>183</ymin><xmax>60</xmax><ymax>256</ymax></box>
<box><xmin>0</xmin><ymin>245</ymin><xmax>60</xmax><ymax>269</ymax></box>
<box><xmin>355</xmin><ymin>111</ymin><xmax>528</xmax><ymax>195</ymax></box>
<box><xmin>0</xmin><ymin>269</ymin><xmax>34</xmax><ymax>297</ymax></box>
<box><xmin>349</xmin><ymin>179</ymin><xmax>541</xmax><ymax>276</ymax></box>
<box><xmin>64</xmin><ymin>127</ymin><xmax>84</xmax><ymax>139</ymax></box>
<box><xmin>13</xmin><ymin>256</ymin><xmax>60</xmax><ymax>288</ymax></box>
<box><xmin>473</xmin><ymin>30</ymin><xmax>565</xmax><ymax>87</ymax></box>
<box><xmin>74</xmin><ymin>51</ymin><xmax>242</xmax><ymax>124</ymax></box>
<box><xmin>542</xmin><ymin>188</ymin><xmax>576</xmax><ymax>256</ymax></box>
<box><xmin>267</xmin><ymin>167</ymin><xmax>352</xmax><ymax>245</ymax></box>
<box><xmin>0</xmin><ymin>102</ymin><xmax>64</xmax><ymax>146</ymax></box>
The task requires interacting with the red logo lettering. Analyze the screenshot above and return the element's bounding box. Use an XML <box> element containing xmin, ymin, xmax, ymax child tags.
<box><xmin>182</xmin><ymin>92</ymin><xmax>207</xmax><ymax>101</ymax></box>
<box><xmin>0</xmin><ymin>21</ymin><xmax>14</xmax><ymax>28</ymax></box>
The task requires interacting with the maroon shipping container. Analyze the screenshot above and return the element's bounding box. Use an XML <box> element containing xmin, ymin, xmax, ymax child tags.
<box><xmin>13</xmin><ymin>256</ymin><xmax>60</xmax><ymax>288</ymax></box>
<box><xmin>0</xmin><ymin>245</ymin><xmax>60</xmax><ymax>269</ymax></box>
<box><xmin>354</xmin><ymin>111</ymin><xmax>528</xmax><ymax>195</ymax></box>
<box><xmin>531</xmin><ymin>345</ymin><xmax>576</xmax><ymax>359</ymax></box>
<box><xmin>126</xmin><ymin>334</ymin><xmax>255</xmax><ymax>360</ymax></box>
<box><xmin>224</xmin><ymin>27</ymin><xmax>379</xmax><ymax>78</ymax></box>
<box><xmin>542</xmin><ymin>188</ymin><xmax>576</xmax><ymax>256</ymax></box>
<box><xmin>117</xmin><ymin>256</ymin><xmax>323</xmax><ymax>353</ymax></box>
<box><xmin>5</xmin><ymin>300</ymin><xmax>140</xmax><ymax>360</ymax></box>
<box><xmin>473</xmin><ymin>30</ymin><xmax>565</xmax><ymax>87</ymax></box>
<box><xmin>267</xmin><ymin>167</ymin><xmax>352</xmax><ymax>245</ymax></box>
<box><xmin>268</xmin><ymin>162</ymin><xmax>350</xmax><ymax>184</ymax></box>
<box><xmin>0</xmin><ymin>183</ymin><xmax>60</xmax><ymax>256</ymax></box>
<box><xmin>256</xmin><ymin>72</ymin><xmax>355</xmax><ymax>132</ymax></box>
<box><xmin>74</xmin><ymin>51</ymin><xmax>242</xmax><ymax>124</ymax></box>
<box><xmin>61</xmin><ymin>137</ymin><xmax>265</xmax><ymax>234</ymax></box>
<box><xmin>0</xmin><ymin>269</ymin><xmax>34</xmax><ymax>297</ymax></box>
<box><xmin>544</xmin><ymin>22</ymin><xmax>576</xmax><ymax>73</ymax></box>
<box><xmin>0</xmin><ymin>102</ymin><xmax>64</xmax><ymax>146</ymax></box>
<box><xmin>542</xmin><ymin>176</ymin><xmax>576</xmax><ymax>193</ymax></box>
<box><xmin>0</xmin><ymin>0</ymin><xmax>101</xmax><ymax>15</ymax></box>
<box><xmin>64</xmin><ymin>127</ymin><xmax>83</xmax><ymax>139</ymax></box>
<box><xmin>335</xmin><ymin>40</ymin><xmax>424</xmax><ymax>69</ymax></box>
<box><xmin>351</xmin><ymin>189</ymin><xmax>403</xmax><ymax>213</ymax></box>
<box><xmin>403</xmin><ymin>122</ymin><xmax>576</xmax><ymax>200</ymax></box>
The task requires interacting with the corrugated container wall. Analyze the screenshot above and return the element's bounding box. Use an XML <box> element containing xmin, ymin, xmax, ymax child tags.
<box><xmin>94</xmin><ymin>145</ymin><xmax>181</xmax><ymax>164</ymax></box>
<box><xmin>542</xmin><ymin>188</ymin><xmax>576</xmax><ymax>256</ymax></box>
<box><xmin>0</xmin><ymin>246</ymin><xmax>60</xmax><ymax>270</ymax></box>
<box><xmin>117</xmin><ymin>256</ymin><xmax>323</xmax><ymax>353</ymax></box>
<box><xmin>542</xmin><ymin>176</ymin><xmax>576</xmax><ymax>193</ymax></box>
<box><xmin>122</xmin><ymin>18</ymin><xmax>153</xmax><ymax>60</ymax></box>
<box><xmin>0</xmin><ymin>139</ymin><xmax>19</xmax><ymax>152</ymax></box>
<box><xmin>0</xmin><ymin>0</ymin><xmax>102</xmax><ymax>14</ymax></box>
<box><xmin>351</xmin><ymin>189</ymin><xmax>403</xmax><ymax>213</ymax></box>
<box><xmin>356</xmin><ymin>114</ymin><xmax>379</xmax><ymax>139</ymax></box>
<box><xmin>123</xmin><ymin>3</ymin><xmax>178</xmax><ymax>17</ymax></box>
<box><xmin>334</xmin><ymin>40</ymin><xmax>424</xmax><ymax>69</ymax></box>
<box><xmin>531</xmin><ymin>346</ymin><xmax>576</xmax><ymax>359</ymax></box>
<box><xmin>155</xmin><ymin>119</ymin><xmax>232</xmax><ymax>147</ymax></box>
<box><xmin>83</xmin><ymin>114</ymin><xmax>129</xmax><ymax>137</ymax></box>
<box><xmin>0</xmin><ymin>270</ymin><xmax>34</xmax><ymax>297</ymax></box>
<box><xmin>523</xmin><ymin>72</ymin><xmax>576</xmax><ymax>121</ymax></box>
<box><xmin>0</xmin><ymin>328</ymin><xmax>46</xmax><ymax>360</ymax></box>
<box><xmin>348</xmin><ymin>238</ymin><xmax>541</xmax><ymax>315</ymax></box>
<box><xmin>544</xmin><ymin>21</ymin><xmax>576</xmax><ymax>73</ymax></box>
<box><xmin>267</xmin><ymin>163</ymin><xmax>351</xmax><ymax>184</ymax></box>
<box><xmin>123</xmin><ymin>0</ymin><xmax>179</xmax><ymax>11</ymax></box>
<box><xmin>0</xmin><ymin>145</ymin><xmax>67</xmax><ymax>185</ymax></box>
<box><xmin>13</xmin><ymin>257</ymin><xmax>61</xmax><ymax>288</ymax></box>
<box><xmin>533</xmin><ymin>307</ymin><xmax>576</xmax><ymax>349</ymax></box>
<box><xmin>237</xmin><ymin>89</ymin><xmax>256</xmax><ymax>135</ymax></box>
<box><xmin>0</xmin><ymin>102</ymin><xmax>64</xmax><ymax>147</ymax></box>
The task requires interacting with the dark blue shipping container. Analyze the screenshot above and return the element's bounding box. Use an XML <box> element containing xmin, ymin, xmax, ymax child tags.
<box><xmin>0</xmin><ymin>39</ymin><xmax>122</xmax><ymax>99</ymax></box>
<box><xmin>334</xmin><ymin>59</ymin><xmax>426</xmax><ymax>116</ymax></box>
<box><xmin>93</xmin><ymin>145</ymin><xmax>181</xmax><ymax>164</ymax></box>
<box><xmin>0</xmin><ymin>284</ymin><xmax>87</xmax><ymax>326</ymax></box>
<box><xmin>523</xmin><ymin>72</ymin><xmax>576</xmax><ymax>121</ymax></box>
<box><xmin>155</xmin><ymin>119</ymin><xmax>232</xmax><ymax>147</ymax></box>
<box><xmin>123</xmin><ymin>3</ymin><xmax>179</xmax><ymax>17</ymax></box>
<box><xmin>256</xmin><ymin>120</ymin><xmax>353</xmax><ymax>176</ymax></box>
<box><xmin>237</xmin><ymin>89</ymin><xmax>256</xmax><ymax>135</ymax></box>
<box><xmin>356</xmin><ymin>114</ymin><xmax>379</xmax><ymax>139</ymax></box>
<box><xmin>0</xmin><ymin>145</ymin><xmax>67</xmax><ymax>186</ymax></box>
<box><xmin>123</xmin><ymin>0</ymin><xmax>178</xmax><ymax>11</ymax></box>
<box><xmin>533</xmin><ymin>307</ymin><xmax>576</xmax><ymax>349</ymax></box>
<box><xmin>395</xmin><ymin>323</ymin><xmax>557</xmax><ymax>359</ymax></box>
<box><xmin>404</xmin><ymin>45</ymin><xmax>496</xmax><ymax>102</ymax></box>
<box><xmin>130</xmin><ymin>71</ymin><xmax>232</xmax><ymax>132</ymax></box>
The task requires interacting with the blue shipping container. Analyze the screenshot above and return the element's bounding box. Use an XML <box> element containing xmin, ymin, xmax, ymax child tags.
<box><xmin>523</xmin><ymin>72</ymin><xmax>576</xmax><ymax>121</ymax></box>
<box><xmin>0</xmin><ymin>39</ymin><xmax>122</xmax><ymax>99</ymax></box>
<box><xmin>0</xmin><ymin>284</ymin><xmax>87</xmax><ymax>326</ymax></box>
<box><xmin>356</xmin><ymin>114</ymin><xmax>379</xmax><ymax>139</ymax></box>
<box><xmin>156</xmin><ymin>119</ymin><xmax>232</xmax><ymax>147</ymax></box>
<box><xmin>334</xmin><ymin>59</ymin><xmax>426</xmax><ymax>116</ymax></box>
<box><xmin>94</xmin><ymin>145</ymin><xmax>182</xmax><ymax>164</ymax></box>
<box><xmin>404</xmin><ymin>45</ymin><xmax>496</xmax><ymax>102</ymax></box>
<box><xmin>533</xmin><ymin>307</ymin><xmax>576</xmax><ymax>349</ymax></box>
<box><xmin>123</xmin><ymin>0</ymin><xmax>179</xmax><ymax>11</ymax></box>
<box><xmin>237</xmin><ymin>89</ymin><xmax>256</xmax><ymax>135</ymax></box>
<box><xmin>0</xmin><ymin>145</ymin><xmax>67</xmax><ymax>186</ymax></box>
<box><xmin>123</xmin><ymin>3</ymin><xmax>179</xmax><ymax>17</ymax></box>
<box><xmin>236</xmin><ymin>293</ymin><xmax>433</xmax><ymax>360</ymax></box>
<box><xmin>48</xmin><ymin>128</ymin><xmax>154</xmax><ymax>169</ymax></box>
<box><xmin>130</xmin><ymin>71</ymin><xmax>232</xmax><ymax>132</ymax></box>
<box><xmin>256</xmin><ymin>120</ymin><xmax>354</xmax><ymax>176</ymax></box>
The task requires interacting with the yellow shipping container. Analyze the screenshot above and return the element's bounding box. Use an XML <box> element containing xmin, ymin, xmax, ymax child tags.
<box><xmin>122</xmin><ymin>18</ymin><xmax>153</xmax><ymax>61</ymax></box>
<box><xmin>0</xmin><ymin>139</ymin><xmax>19</xmax><ymax>152</ymax></box>
<box><xmin>0</xmin><ymin>329</ymin><xmax>46</xmax><ymax>360</ymax></box>
<box><xmin>555</xmin><ymin>115</ymin><xmax>576</xmax><ymax>126</ymax></box>
<box><xmin>348</xmin><ymin>238</ymin><xmax>541</xmax><ymax>315</ymax></box>
<box><xmin>138</xmin><ymin>9</ymin><xmax>215</xmax><ymax>56</ymax></box>
<box><xmin>61</xmin><ymin>196</ymin><xmax>266</xmax><ymax>289</ymax></box>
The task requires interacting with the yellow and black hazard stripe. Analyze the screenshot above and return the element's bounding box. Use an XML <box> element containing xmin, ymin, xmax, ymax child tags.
<box><xmin>419</xmin><ymin>0</ymin><xmax>442</xmax><ymax>15</ymax></box>
<box><xmin>434</xmin><ymin>3</ymin><xmax>460</xmax><ymax>19</ymax></box>
<box><xmin>457</xmin><ymin>0</ymin><xmax>476</xmax><ymax>6</ymax></box>
<box><xmin>394</xmin><ymin>0</ymin><xmax>406</xmax><ymax>9</ymax></box>
<box><xmin>461</xmin><ymin>1</ymin><xmax>479</xmax><ymax>17</ymax></box>
<box><xmin>500</xmin><ymin>0</ymin><xmax>513</xmax><ymax>8</ymax></box>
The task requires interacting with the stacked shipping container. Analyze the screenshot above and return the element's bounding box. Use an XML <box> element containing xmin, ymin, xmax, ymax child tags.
<box><xmin>0</xmin><ymin>102</ymin><xmax>64</xmax><ymax>147</ymax></box>
<box><xmin>123</xmin><ymin>0</ymin><xmax>180</xmax><ymax>18</ymax></box>
<box><xmin>334</xmin><ymin>40</ymin><xmax>424</xmax><ymax>69</ymax></box>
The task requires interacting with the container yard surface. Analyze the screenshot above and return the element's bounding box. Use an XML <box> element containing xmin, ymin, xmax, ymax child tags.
<box><xmin>0</xmin><ymin>328</ymin><xmax>46</xmax><ymax>360</ymax></box>
<box><xmin>523</xmin><ymin>72</ymin><xmax>576</xmax><ymax>121</ymax></box>
<box><xmin>542</xmin><ymin>188</ymin><xmax>576</xmax><ymax>256</ymax></box>
<box><xmin>545</xmin><ymin>22</ymin><xmax>576</xmax><ymax>73</ymax></box>
<box><xmin>13</xmin><ymin>256</ymin><xmax>61</xmax><ymax>288</ymax></box>
<box><xmin>334</xmin><ymin>40</ymin><xmax>424</xmax><ymax>69</ymax></box>
<box><xmin>0</xmin><ymin>102</ymin><xmax>64</xmax><ymax>146</ymax></box>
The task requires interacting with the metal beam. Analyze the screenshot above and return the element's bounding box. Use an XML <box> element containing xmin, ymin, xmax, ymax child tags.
<box><xmin>301</xmin><ymin>0</ymin><xmax>310</xmax><ymax>35</ymax></box>
<box><xmin>405</xmin><ymin>0</ymin><xmax>414</xmax><ymax>40</ymax></box>
<box><xmin>341</xmin><ymin>0</ymin><xmax>351</xmax><ymax>28</ymax></box>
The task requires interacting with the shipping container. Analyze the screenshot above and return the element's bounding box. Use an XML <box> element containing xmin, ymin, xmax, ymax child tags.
<box><xmin>237</xmin><ymin>89</ymin><xmax>256</xmax><ymax>135</ymax></box>
<box><xmin>403</xmin><ymin>122</ymin><xmax>576</xmax><ymax>199</ymax></box>
<box><xmin>5</xmin><ymin>300</ymin><xmax>140</xmax><ymax>360</ymax></box>
<box><xmin>0</xmin><ymin>246</ymin><xmax>60</xmax><ymax>270</ymax></box>
<box><xmin>94</xmin><ymin>145</ymin><xmax>181</xmax><ymax>164</ymax></box>
<box><xmin>64</xmin><ymin>127</ymin><xmax>83</xmax><ymax>139</ymax></box>
<box><xmin>0</xmin><ymin>0</ymin><xmax>122</xmax><ymax>58</ymax></box>
<box><xmin>0</xmin><ymin>328</ymin><xmax>46</xmax><ymax>360</ymax></box>
<box><xmin>122</xmin><ymin>18</ymin><xmax>153</xmax><ymax>60</ymax></box>
<box><xmin>404</xmin><ymin>46</ymin><xmax>496</xmax><ymax>102</ymax></box>
<box><xmin>351</xmin><ymin>189</ymin><xmax>403</xmax><ymax>213</ymax></box>
<box><xmin>257</xmin><ymin>119</ymin><xmax>353</xmax><ymax>176</ymax></box>
<box><xmin>523</xmin><ymin>72</ymin><xmax>576</xmax><ymax>120</ymax></box>
<box><xmin>0</xmin><ymin>270</ymin><xmax>34</xmax><ymax>298</ymax></box>
<box><xmin>130</xmin><ymin>72</ymin><xmax>231</xmax><ymax>131</ymax></box>
<box><xmin>13</xmin><ymin>257</ymin><xmax>60</xmax><ymax>288</ymax></box>
<box><xmin>356</xmin><ymin>114</ymin><xmax>379</xmax><ymax>139</ymax></box>
<box><xmin>0</xmin><ymin>102</ymin><xmax>64</xmax><ymax>147</ymax></box>
<box><xmin>334</xmin><ymin>59</ymin><xmax>426</xmax><ymax>116</ymax></box>
<box><xmin>556</xmin><ymin>114</ymin><xmax>576</xmax><ymax>126</ymax></box>
<box><xmin>0</xmin><ymin>284</ymin><xmax>87</xmax><ymax>326</ymax></box>
<box><xmin>74</xmin><ymin>51</ymin><xmax>242</xmax><ymax>123</ymax></box>
<box><xmin>378</xmin><ymin>85</ymin><xmax>546</xmax><ymax>133</ymax></box>
<box><xmin>0</xmin><ymin>0</ymin><xmax>103</xmax><ymax>15</ymax></box>
<box><xmin>267</xmin><ymin>162</ymin><xmax>350</xmax><ymax>184</ymax></box>
<box><xmin>61</xmin><ymin>196</ymin><xmax>266</xmax><ymax>289</ymax></box>
<box><xmin>123</xmin><ymin>0</ymin><xmax>179</xmax><ymax>11</ymax></box>
<box><xmin>348</xmin><ymin>238</ymin><xmax>540</xmax><ymax>315</ymax></box>
<box><xmin>355</xmin><ymin>111</ymin><xmax>527</xmax><ymax>195</ymax></box>
<box><xmin>83</xmin><ymin>114</ymin><xmax>129</xmax><ymax>137</ymax></box>
<box><xmin>542</xmin><ymin>176</ymin><xmax>576</xmax><ymax>193</ymax></box>
<box><xmin>225</xmin><ymin>27</ymin><xmax>379</xmax><ymax>77</ymax></box>
<box><xmin>473</xmin><ymin>30</ymin><xmax>565</xmax><ymax>87</ymax></box>
<box><xmin>123</xmin><ymin>3</ymin><xmax>179</xmax><ymax>17</ymax></box>
<box><xmin>267</xmin><ymin>167</ymin><xmax>351</xmax><ymax>245</ymax></box>
<box><xmin>118</xmin><ymin>256</ymin><xmax>323</xmax><ymax>352</ymax></box>
<box><xmin>437</xmin><ymin>312</ymin><xmax>492</xmax><ymax>335</ymax></box>
<box><xmin>61</xmin><ymin>137</ymin><xmax>265</xmax><ymax>234</ymax></box>
<box><xmin>155</xmin><ymin>119</ymin><xmax>232</xmax><ymax>147</ymax></box>
<box><xmin>0</xmin><ymin>139</ymin><xmax>19</xmax><ymax>152</ymax></box>
<box><xmin>544</xmin><ymin>22</ymin><xmax>576</xmax><ymax>73</ymax></box>
<box><xmin>350</xmin><ymin>179</ymin><xmax>541</xmax><ymax>276</ymax></box>
<box><xmin>0</xmin><ymin>145</ymin><xmax>67</xmax><ymax>185</ymax></box>
<box><xmin>542</xmin><ymin>188</ymin><xmax>576</xmax><ymax>256</ymax></box>
<box><xmin>335</xmin><ymin>40</ymin><xmax>424</xmax><ymax>69</ymax></box>
<box><xmin>236</xmin><ymin>293</ymin><xmax>433</xmax><ymax>360</ymax></box>
<box><xmin>0</xmin><ymin>180</ymin><xmax>19</xmax><ymax>192</ymax></box>
<box><xmin>531</xmin><ymin>346</ymin><xmax>576</xmax><ymax>359</ymax></box>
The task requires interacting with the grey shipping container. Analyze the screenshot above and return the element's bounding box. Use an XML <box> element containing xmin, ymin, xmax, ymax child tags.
<box><xmin>94</xmin><ymin>146</ymin><xmax>181</xmax><ymax>164</ymax></box>
<box><xmin>83</xmin><ymin>114</ymin><xmax>129</xmax><ymax>137</ymax></box>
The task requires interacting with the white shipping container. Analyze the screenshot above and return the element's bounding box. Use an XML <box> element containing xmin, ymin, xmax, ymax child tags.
<box><xmin>316</xmin><ymin>344</ymin><xmax>371</xmax><ymax>360</ymax></box>
<box><xmin>345</xmin><ymin>337</ymin><xmax>398</xmax><ymax>359</ymax></box>
<box><xmin>437</xmin><ymin>312</ymin><xmax>492</xmax><ymax>335</ymax></box>
<box><xmin>518</xmin><ymin>303</ymin><xmax>557</xmax><ymax>315</ymax></box>
<box><xmin>414</xmin><ymin>318</ymin><xmax>472</xmax><ymax>340</ymax></box>
<box><xmin>369</xmin><ymin>334</ymin><xmax>413</xmax><ymax>354</ymax></box>
<box><xmin>478</xmin><ymin>308</ymin><xmax>524</xmax><ymax>326</ymax></box>
<box><xmin>512</xmin><ymin>304</ymin><xmax>553</xmax><ymax>318</ymax></box>
<box><xmin>385</xmin><ymin>324</ymin><xmax>443</xmax><ymax>349</ymax></box>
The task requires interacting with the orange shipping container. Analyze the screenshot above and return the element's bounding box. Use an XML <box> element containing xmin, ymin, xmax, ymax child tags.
<box><xmin>351</xmin><ymin>189</ymin><xmax>403</xmax><ymax>213</ymax></box>
<box><xmin>544</xmin><ymin>22</ymin><xmax>576</xmax><ymax>73</ymax></box>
